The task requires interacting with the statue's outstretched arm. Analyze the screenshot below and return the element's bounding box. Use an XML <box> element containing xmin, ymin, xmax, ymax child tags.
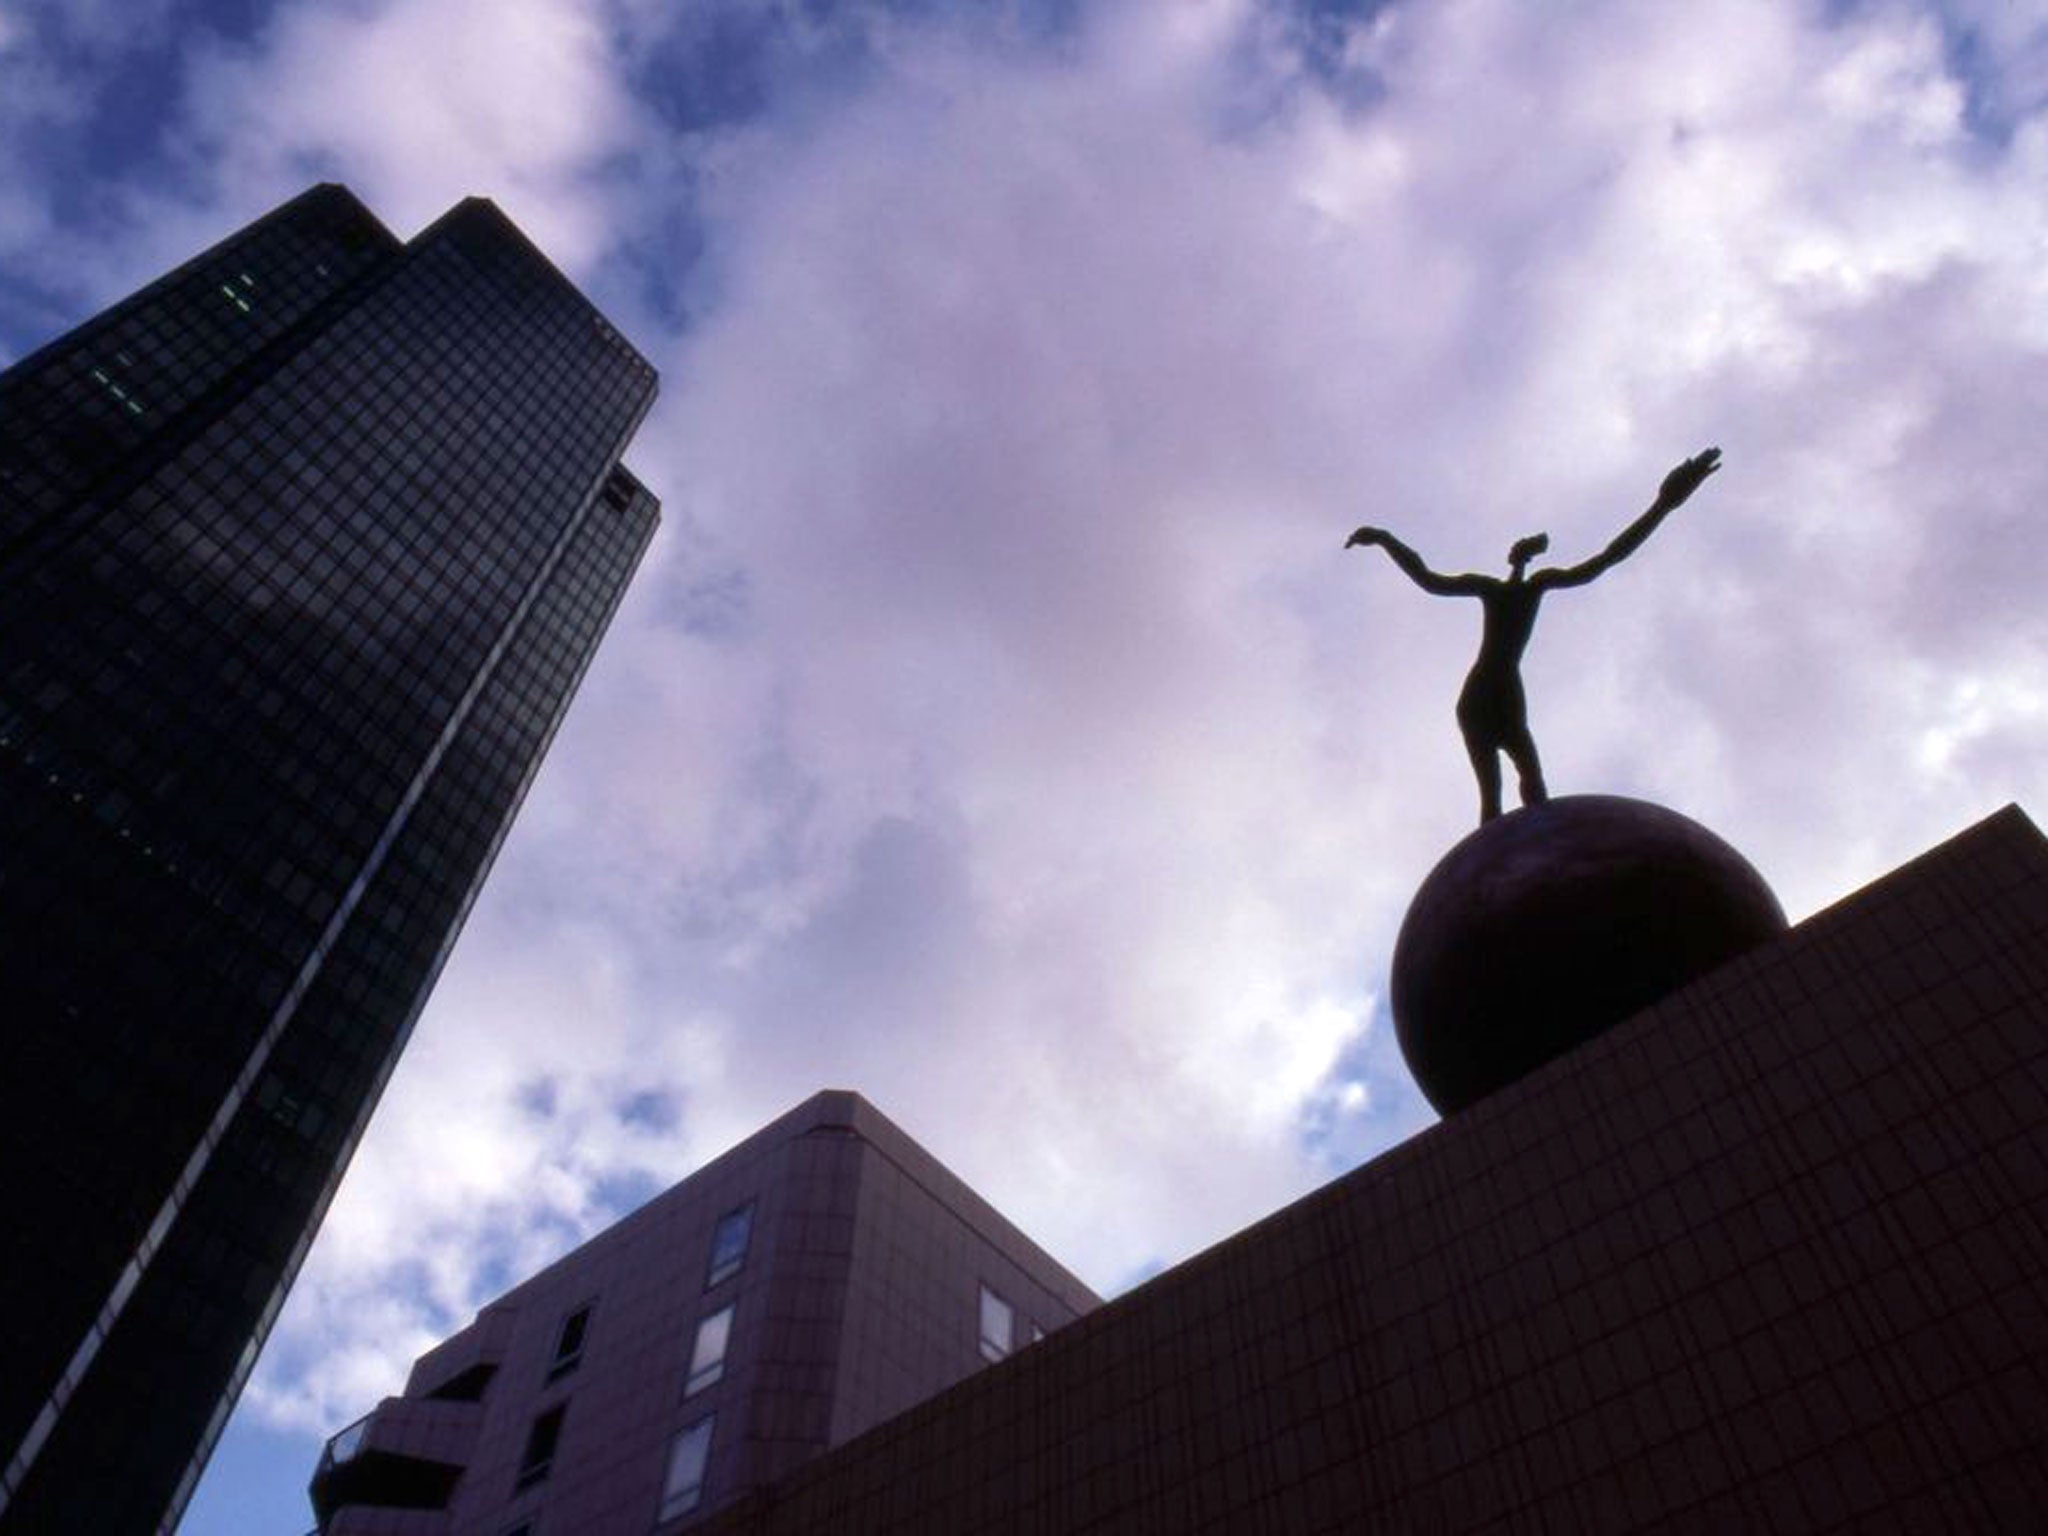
<box><xmin>1533</xmin><ymin>447</ymin><xmax>1721</xmax><ymax>591</ymax></box>
<box><xmin>1346</xmin><ymin>526</ymin><xmax>1488</xmax><ymax>596</ymax></box>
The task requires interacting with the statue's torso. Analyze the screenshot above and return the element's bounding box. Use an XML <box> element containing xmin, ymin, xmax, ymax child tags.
<box><xmin>1476</xmin><ymin>579</ymin><xmax>1542</xmax><ymax>671</ymax></box>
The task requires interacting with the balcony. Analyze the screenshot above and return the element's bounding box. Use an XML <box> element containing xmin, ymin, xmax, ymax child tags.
<box><xmin>310</xmin><ymin>1396</ymin><xmax>483</xmax><ymax>1529</ymax></box>
<box><xmin>323</xmin><ymin>1508</ymin><xmax>456</xmax><ymax>1536</ymax></box>
<box><xmin>405</xmin><ymin>1303</ymin><xmax>516</xmax><ymax>1401</ymax></box>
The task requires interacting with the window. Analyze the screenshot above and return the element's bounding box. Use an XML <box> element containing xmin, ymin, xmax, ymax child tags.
<box><xmin>514</xmin><ymin>1404</ymin><xmax>565</xmax><ymax>1492</ymax></box>
<box><xmin>705</xmin><ymin>1202</ymin><xmax>753</xmax><ymax>1289</ymax></box>
<box><xmin>546</xmin><ymin>1304</ymin><xmax>591</xmax><ymax>1382</ymax></box>
<box><xmin>325</xmin><ymin>1414</ymin><xmax>370</xmax><ymax>1467</ymax></box>
<box><xmin>658</xmin><ymin>1415</ymin><xmax>715</xmax><ymax>1520</ymax></box>
<box><xmin>686</xmin><ymin>1303</ymin><xmax>734</xmax><ymax>1397</ymax></box>
<box><xmin>978</xmin><ymin>1284</ymin><xmax>1013</xmax><ymax>1363</ymax></box>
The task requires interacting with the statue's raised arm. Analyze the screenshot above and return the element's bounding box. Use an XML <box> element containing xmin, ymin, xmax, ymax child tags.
<box><xmin>1345</xmin><ymin>446</ymin><xmax>1723</xmax><ymax>824</ymax></box>
<box><xmin>1344</xmin><ymin>526</ymin><xmax>1491</xmax><ymax>597</ymax></box>
<box><xmin>1530</xmin><ymin>447</ymin><xmax>1720</xmax><ymax>592</ymax></box>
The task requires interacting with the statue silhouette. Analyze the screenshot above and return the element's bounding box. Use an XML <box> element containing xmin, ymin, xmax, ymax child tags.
<box><xmin>1347</xmin><ymin>448</ymin><xmax>1721</xmax><ymax>824</ymax></box>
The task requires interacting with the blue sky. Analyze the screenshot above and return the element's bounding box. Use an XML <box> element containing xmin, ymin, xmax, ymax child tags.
<box><xmin>4</xmin><ymin>0</ymin><xmax>2047</xmax><ymax>1529</ymax></box>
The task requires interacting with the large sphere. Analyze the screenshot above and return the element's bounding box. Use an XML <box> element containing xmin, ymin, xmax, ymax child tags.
<box><xmin>1391</xmin><ymin>795</ymin><xmax>1786</xmax><ymax>1115</ymax></box>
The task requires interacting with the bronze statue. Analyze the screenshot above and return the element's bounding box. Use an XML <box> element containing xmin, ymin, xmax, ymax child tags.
<box><xmin>1347</xmin><ymin>447</ymin><xmax>1722</xmax><ymax>824</ymax></box>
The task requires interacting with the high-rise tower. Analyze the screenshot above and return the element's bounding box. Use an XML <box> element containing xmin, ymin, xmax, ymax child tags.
<box><xmin>0</xmin><ymin>184</ymin><xmax>660</xmax><ymax>1534</ymax></box>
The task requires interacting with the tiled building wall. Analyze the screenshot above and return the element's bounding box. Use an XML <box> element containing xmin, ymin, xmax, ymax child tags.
<box><xmin>427</xmin><ymin>1111</ymin><xmax>802</xmax><ymax>1535</ymax></box>
<box><xmin>732</xmin><ymin>1130</ymin><xmax>866</xmax><ymax>1492</ymax></box>
<box><xmin>695</xmin><ymin>807</ymin><xmax>2048</xmax><ymax>1535</ymax></box>
<box><xmin>323</xmin><ymin>1093</ymin><xmax>1098</xmax><ymax>1535</ymax></box>
<box><xmin>831</xmin><ymin>1106</ymin><xmax>1098</xmax><ymax>1447</ymax></box>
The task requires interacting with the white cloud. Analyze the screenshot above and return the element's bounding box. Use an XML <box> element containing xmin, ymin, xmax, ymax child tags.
<box><xmin>1</xmin><ymin>0</ymin><xmax>649</xmax><ymax>367</ymax></box>
<box><xmin>591</xmin><ymin>0</ymin><xmax>2048</xmax><ymax>1266</ymax></box>
<box><xmin>11</xmin><ymin>0</ymin><xmax>2041</xmax><ymax>1446</ymax></box>
<box><xmin>170</xmin><ymin>0</ymin><xmax>640</xmax><ymax>267</ymax></box>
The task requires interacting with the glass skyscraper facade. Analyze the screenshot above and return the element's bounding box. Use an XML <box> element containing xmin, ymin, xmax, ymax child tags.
<box><xmin>0</xmin><ymin>184</ymin><xmax>660</xmax><ymax>1534</ymax></box>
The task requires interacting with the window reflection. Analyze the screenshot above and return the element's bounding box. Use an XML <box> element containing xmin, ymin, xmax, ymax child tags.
<box><xmin>706</xmin><ymin>1202</ymin><xmax>753</xmax><ymax>1289</ymax></box>
<box><xmin>686</xmin><ymin>1303</ymin><xmax>734</xmax><ymax>1397</ymax></box>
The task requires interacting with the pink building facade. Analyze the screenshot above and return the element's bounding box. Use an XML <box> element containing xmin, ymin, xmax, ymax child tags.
<box><xmin>312</xmin><ymin>1091</ymin><xmax>1098</xmax><ymax>1533</ymax></box>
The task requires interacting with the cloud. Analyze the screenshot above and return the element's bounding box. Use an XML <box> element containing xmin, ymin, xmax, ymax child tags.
<box><xmin>170</xmin><ymin>0</ymin><xmax>642</xmax><ymax>268</ymax></box>
<box><xmin>0</xmin><ymin>1</ymin><xmax>180</xmax><ymax>330</ymax></box>
<box><xmin>570</xmin><ymin>0</ymin><xmax>2048</xmax><ymax>1279</ymax></box>
<box><xmin>9</xmin><ymin>0</ymin><xmax>2045</xmax><ymax>1445</ymax></box>
<box><xmin>0</xmin><ymin>0</ymin><xmax>649</xmax><ymax>336</ymax></box>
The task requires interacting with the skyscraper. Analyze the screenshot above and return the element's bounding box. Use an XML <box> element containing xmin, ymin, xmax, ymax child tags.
<box><xmin>0</xmin><ymin>184</ymin><xmax>660</xmax><ymax>1534</ymax></box>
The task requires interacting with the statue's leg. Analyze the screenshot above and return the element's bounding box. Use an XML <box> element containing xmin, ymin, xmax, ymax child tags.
<box><xmin>1465</xmin><ymin>733</ymin><xmax>1504</xmax><ymax>823</ymax></box>
<box><xmin>1456</xmin><ymin>685</ymin><xmax>1504</xmax><ymax>823</ymax></box>
<box><xmin>1504</xmin><ymin>726</ymin><xmax>1548</xmax><ymax>808</ymax></box>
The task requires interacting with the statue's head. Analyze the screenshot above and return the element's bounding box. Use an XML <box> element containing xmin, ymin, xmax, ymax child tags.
<box><xmin>1508</xmin><ymin>533</ymin><xmax>1549</xmax><ymax>572</ymax></box>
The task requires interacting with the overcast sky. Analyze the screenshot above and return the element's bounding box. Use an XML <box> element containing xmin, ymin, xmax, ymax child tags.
<box><xmin>5</xmin><ymin>0</ymin><xmax>2047</xmax><ymax>1528</ymax></box>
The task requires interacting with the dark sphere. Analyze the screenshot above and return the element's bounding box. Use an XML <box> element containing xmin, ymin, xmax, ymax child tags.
<box><xmin>1391</xmin><ymin>795</ymin><xmax>1787</xmax><ymax>1115</ymax></box>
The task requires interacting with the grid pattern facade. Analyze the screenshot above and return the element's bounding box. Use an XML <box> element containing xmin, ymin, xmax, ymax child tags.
<box><xmin>0</xmin><ymin>185</ymin><xmax>659</xmax><ymax>1535</ymax></box>
<box><xmin>311</xmin><ymin>1092</ymin><xmax>1098</xmax><ymax>1535</ymax></box>
<box><xmin>692</xmin><ymin>807</ymin><xmax>2048</xmax><ymax>1535</ymax></box>
<box><xmin>0</xmin><ymin>185</ymin><xmax>395</xmax><ymax>533</ymax></box>
<box><xmin>829</xmin><ymin>1101</ymin><xmax>1091</xmax><ymax>1449</ymax></box>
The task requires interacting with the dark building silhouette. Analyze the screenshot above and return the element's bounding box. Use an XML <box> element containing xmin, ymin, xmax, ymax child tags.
<box><xmin>0</xmin><ymin>184</ymin><xmax>659</xmax><ymax>1535</ymax></box>
<box><xmin>309</xmin><ymin>1091</ymin><xmax>1098</xmax><ymax>1533</ymax></box>
<box><xmin>666</xmin><ymin>807</ymin><xmax>2043</xmax><ymax>1533</ymax></box>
